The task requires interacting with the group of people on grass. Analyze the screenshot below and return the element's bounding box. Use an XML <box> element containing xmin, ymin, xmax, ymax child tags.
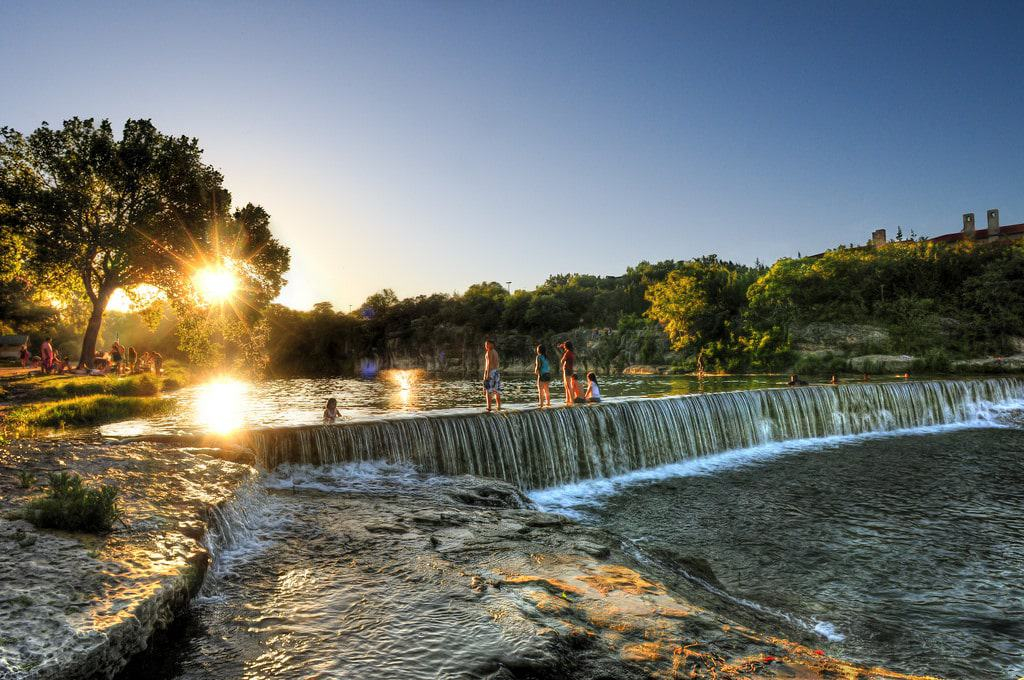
<box><xmin>484</xmin><ymin>338</ymin><xmax>600</xmax><ymax>412</ymax></box>
<box><xmin>19</xmin><ymin>338</ymin><xmax>163</xmax><ymax>376</ymax></box>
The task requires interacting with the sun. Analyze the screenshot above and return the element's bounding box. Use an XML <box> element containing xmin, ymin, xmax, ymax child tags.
<box><xmin>193</xmin><ymin>265</ymin><xmax>238</xmax><ymax>304</ymax></box>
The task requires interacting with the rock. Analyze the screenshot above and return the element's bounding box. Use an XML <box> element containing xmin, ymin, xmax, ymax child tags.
<box><xmin>848</xmin><ymin>354</ymin><xmax>915</xmax><ymax>372</ymax></box>
<box><xmin>622</xmin><ymin>365</ymin><xmax>665</xmax><ymax>375</ymax></box>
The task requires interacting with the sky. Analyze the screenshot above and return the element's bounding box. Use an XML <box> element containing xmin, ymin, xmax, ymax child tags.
<box><xmin>3</xmin><ymin>1</ymin><xmax>1024</xmax><ymax>310</ymax></box>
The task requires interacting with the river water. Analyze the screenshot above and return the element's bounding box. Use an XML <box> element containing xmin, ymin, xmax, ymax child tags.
<box><xmin>108</xmin><ymin>375</ymin><xmax>1024</xmax><ymax>680</ymax></box>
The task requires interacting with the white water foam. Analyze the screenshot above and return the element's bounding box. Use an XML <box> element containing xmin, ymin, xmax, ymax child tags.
<box><xmin>200</xmin><ymin>480</ymin><xmax>292</xmax><ymax>597</ymax></box>
<box><xmin>264</xmin><ymin>460</ymin><xmax>431</xmax><ymax>494</ymax></box>
<box><xmin>528</xmin><ymin>413</ymin><xmax>1017</xmax><ymax>517</ymax></box>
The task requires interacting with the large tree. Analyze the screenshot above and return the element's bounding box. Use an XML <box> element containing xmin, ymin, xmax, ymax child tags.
<box><xmin>0</xmin><ymin>118</ymin><xmax>289</xmax><ymax>367</ymax></box>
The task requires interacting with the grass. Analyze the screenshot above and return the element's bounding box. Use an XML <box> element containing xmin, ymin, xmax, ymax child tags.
<box><xmin>10</xmin><ymin>360</ymin><xmax>189</xmax><ymax>401</ymax></box>
<box><xmin>25</xmin><ymin>471</ymin><xmax>122</xmax><ymax>533</ymax></box>
<box><xmin>6</xmin><ymin>394</ymin><xmax>174</xmax><ymax>430</ymax></box>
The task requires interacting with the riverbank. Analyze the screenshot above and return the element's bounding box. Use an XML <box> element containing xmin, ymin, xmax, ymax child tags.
<box><xmin>0</xmin><ymin>363</ymin><xmax>189</xmax><ymax>434</ymax></box>
<box><xmin>0</xmin><ymin>439</ymin><xmax>252</xmax><ymax>679</ymax></box>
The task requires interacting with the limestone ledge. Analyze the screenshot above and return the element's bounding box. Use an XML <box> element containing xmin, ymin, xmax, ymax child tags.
<box><xmin>0</xmin><ymin>440</ymin><xmax>253</xmax><ymax>680</ymax></box>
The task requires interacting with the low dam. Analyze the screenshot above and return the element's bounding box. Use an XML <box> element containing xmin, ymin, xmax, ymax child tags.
<box><xmin>241</xmin><ymin>378</ymin><xmax>1024</xmax><ymax>489</ymax></box>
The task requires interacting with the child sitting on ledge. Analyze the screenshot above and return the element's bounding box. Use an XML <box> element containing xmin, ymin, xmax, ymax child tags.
<box><xmin>585</xmin><ymin>372</ymin><xmax>602</xmax><ymax>403</ymax></box>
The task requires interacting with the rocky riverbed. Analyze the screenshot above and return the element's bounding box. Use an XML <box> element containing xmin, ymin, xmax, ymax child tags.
<box><xmin>3</xmin><ymin>439</ymin><xmax>930</xmax><ymax>679</ymax></box>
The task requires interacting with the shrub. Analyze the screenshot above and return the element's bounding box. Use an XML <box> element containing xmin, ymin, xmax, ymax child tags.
<box><xmin>25</xmin><ymin>472</ymin><xmax>122</xmax><ymax>532</ymax></box>
<box><xmin>17</xmin><ymin>470</ymin><xmax>36</xmax><ymax>489</ymax></box>
<box><xmin>912</xmin><ymin>348</ymin><xmax>952</xmax><ymax>373</ymax></box>
<box><xmin>793</xmin><ymin>351</ymin><xmax>848</xmax><ymax>376</ymax></box>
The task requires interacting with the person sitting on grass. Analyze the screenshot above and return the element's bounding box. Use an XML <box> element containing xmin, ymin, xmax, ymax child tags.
<box><xmin>584</xmin><ymin>372</ymin><xmax>602</xmax><ymax>403</ymax></box>
<box><xmin>110</xmin><ymin>341</ymin><xmax>123</xmax><ymax>372</ymax></box>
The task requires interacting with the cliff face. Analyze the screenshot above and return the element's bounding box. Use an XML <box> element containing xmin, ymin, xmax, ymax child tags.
<box><xmin>380</xmin><ymin>325</ymin><xmax>676</xmax><ymax>375</ymax></box>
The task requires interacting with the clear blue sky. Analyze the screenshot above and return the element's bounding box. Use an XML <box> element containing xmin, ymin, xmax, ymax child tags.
<box><xmin>4</xmin><ymin>1</ymin><xmax>1023</xmax><ymax>310</ymax></box>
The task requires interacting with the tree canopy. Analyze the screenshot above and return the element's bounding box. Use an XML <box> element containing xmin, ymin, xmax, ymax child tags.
<box><xmin>0</xmin><ymin>118</ymin><xmax>289</xmax><ymax>367</ymax></box>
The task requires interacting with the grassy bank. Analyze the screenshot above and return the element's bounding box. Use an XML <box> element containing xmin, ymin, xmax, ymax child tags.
<box><xmin>6</xmin><ymin>394</ymin><xmax>174</xmax><ymax>430</ymax></box>
<box><xmin>8</xmin><ymin>361</ymin><xmax>188</xmax><ymax>401</ymax></box>
<box><xmin>0</xmin><ymin>361</ymin><xmax>188</xmax><ymax>432</ymax></box>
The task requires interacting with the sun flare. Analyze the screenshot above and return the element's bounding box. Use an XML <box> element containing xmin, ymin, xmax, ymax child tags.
<box><xmin>193</xmin><ymin>265</ymin><xmax>238</xmax><ymax>305</ymax></box>
<box><xmin>195</xmin><ymin>377</ymin><xmax>249</xmax><ymax>434</ymax></box>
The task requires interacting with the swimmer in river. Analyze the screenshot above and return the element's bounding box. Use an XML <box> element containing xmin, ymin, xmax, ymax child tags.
<box><xmin>323</xmin><ymin>397</ymin><xmax>341</xmax><ymax>423</ymax></box>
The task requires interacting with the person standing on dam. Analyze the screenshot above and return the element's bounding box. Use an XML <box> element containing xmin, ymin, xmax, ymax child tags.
<box><xmin>483</xmin><ymin>338</ymin><xmax>502</xmax><ymax>412</ymax></box>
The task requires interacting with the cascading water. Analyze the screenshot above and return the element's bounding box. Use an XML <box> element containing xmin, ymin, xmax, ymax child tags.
<box><xmin>240</xmin><ymin>378</ymin><xmax>1024</xmax><ymax>489</ymax></box>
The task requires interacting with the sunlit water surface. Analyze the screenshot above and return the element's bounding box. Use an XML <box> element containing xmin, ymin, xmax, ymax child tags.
<box><xmin>101</xmin><ymin>372</ymin><xmax>784</xmax><ymax>436</ymax></box>
<box><xmin>102</xmin><ymin>375</ymin><xmax>1024</xmax><ymax>679</ymax></box>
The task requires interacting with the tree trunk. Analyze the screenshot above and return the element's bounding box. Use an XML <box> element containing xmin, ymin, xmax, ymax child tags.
<box><xmin>78</xmin><ymin>288</ymin><xmax>114</xmax><ymax>369</ymax></box>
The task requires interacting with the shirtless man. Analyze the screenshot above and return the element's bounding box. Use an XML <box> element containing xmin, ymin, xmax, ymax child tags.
<box><xmin>483</xmin><ymin>339</ymin><xmax>502</xmax><ymax>412</ymax></box>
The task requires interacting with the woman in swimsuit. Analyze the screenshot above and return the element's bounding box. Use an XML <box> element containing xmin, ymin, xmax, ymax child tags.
<box><xmin>559</xmin><ymin>341</ymin><xmax>576</xmax><ymax>406</ymax></box>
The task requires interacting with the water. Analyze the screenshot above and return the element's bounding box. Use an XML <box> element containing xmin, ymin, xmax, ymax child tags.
<box><xmin>103</xmin><ymin>376</ymin><xmax>1024</xmax><ymax>679</ymax></box>
<box><xmin>116</xmin><ymin>465</ymin><xmax>563</xmax><ymax>680</ymax></box>
<box><xmin>547</xmin><ymin>427</ymin><xmax>1024</xmax><ymax>679</ymax></box>
<box><xmin>238</xmin><ymin>379</ymin><xmax>1022</xmax><ymax>489</ymax></box>
<box><xmin>99</xmin><ymin>372</ymin><xmax>783</xmax><ymax>437</ymax></box>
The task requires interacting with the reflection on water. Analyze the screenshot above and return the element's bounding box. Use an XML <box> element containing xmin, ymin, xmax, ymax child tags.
<box><xmin>385</xmin><ymin>368</ymin><xmax>420</xmax><ymax>409</ymax></box>
<box><xmin>195</xmin><ymin>378</ymin><xmax>249</xmax><ymax>435</ymax></box>
<box><xmin>101</xmin><ymin>373</ymin><xmax>786</xmax><ymax>437</ymax></box>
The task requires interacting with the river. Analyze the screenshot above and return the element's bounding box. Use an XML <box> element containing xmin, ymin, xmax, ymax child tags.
<box><xmin>101</xmin><ymin>374</ymin><xmax>1024</xmax><ymax>679</ymax></box>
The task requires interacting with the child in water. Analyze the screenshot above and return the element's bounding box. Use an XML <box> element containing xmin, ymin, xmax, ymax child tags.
<box><xmin>323</xmin><ymin>397</ymin><xmax>341</xmax><ymax>423</ymax></box>
<box><xmin>584</xmin><ymin>372</ymin><xmax>602</xmax><ymax>403</ymax></box>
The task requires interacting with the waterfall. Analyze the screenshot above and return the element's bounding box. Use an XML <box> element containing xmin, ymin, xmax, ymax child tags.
<box><xmin>240</xmin><ymin>378</ymin><xmax>1024</xmax><ymax>490</ymax></box>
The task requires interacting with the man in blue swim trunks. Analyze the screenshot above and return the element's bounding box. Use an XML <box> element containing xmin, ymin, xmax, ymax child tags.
<box><xmin>483</xmin><ymin>338</ymin><xmax>502</xmax><ymax>412</ymax></box>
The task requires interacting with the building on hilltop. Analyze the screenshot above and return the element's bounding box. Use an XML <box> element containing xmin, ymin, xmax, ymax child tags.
<box><xmin>868</xmin><ymin>209</ymin><xmax>1024</xmax><ymax>249</ymax></box>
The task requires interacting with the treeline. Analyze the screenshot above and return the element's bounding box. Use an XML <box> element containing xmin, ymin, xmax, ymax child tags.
<box><xmin>263</xmin><ymin>261</ymin><xmax>692</xmax><ymax>376</ymax></box>
<box><xmin>262</xmin><ymin>239</ymin><xmax>1024</xmax><ymax>377</ymax></box>
<box><xmin>646</xmin><ymin>239</ymin><xmax>1024</xmax><ymax>372</ymax></box>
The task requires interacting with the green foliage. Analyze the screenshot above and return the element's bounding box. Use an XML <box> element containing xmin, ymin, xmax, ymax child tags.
<box><xmin>17</xmin><ymin>470</ymin><xmax>36</xmax><ymax>489</ymax></box>
<box><xmin>8</xmin><ymin>395</ymin><xmax>173</xmax><ymax>429</ymax></box>
<box><xmin>793</xmin><ymin>352</ymin><xmax>848</xmax><ymax>376</ymax></box>
<box><xmin>0</xmin><ymin>118</ymin><xmax>289</xmax><ymax>368</ymax></box>
<box><xmin>26</xmin><ymin>472</ymin><xmax>122</xmax><ymax>533</ymax></box>
<box><xmin>748</xmin><ymin>240</ymin><xmax>1024</xmax><ymax>357</ymax></box>
<box><xmin>644</xmin><ymin>256</ymin><xmax>762</xmax><ymax>370</ymax></box>
<box><xmin>912</xmin><ymin>347</ymin><xmax>952</xmax><ymax>373</ymax></box>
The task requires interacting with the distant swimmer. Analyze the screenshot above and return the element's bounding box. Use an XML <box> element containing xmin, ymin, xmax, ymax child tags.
<box><xmin>830</xmin><ymin>374</ymin><xmax>840</xmax><ymax>385</ymax></box>
<box><xmin>584</xmin><ymin>372</ymin><xmax>602</xmax><ymax>403</ymax></box>
<box><xmin>787</xmin><ymin>373</ymin><xmax>808</xmax><ymax>386</ymax></box>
